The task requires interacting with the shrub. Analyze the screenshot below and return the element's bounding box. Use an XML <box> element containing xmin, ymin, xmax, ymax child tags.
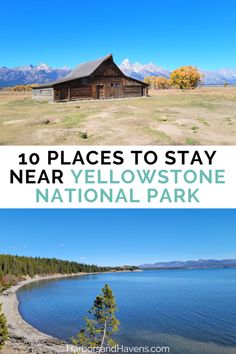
<box><xmin>0</xmin><ymin>303</ymin><xmax>8</xmax><ymax>349</ymax></box>
<box><xmin>80</xmin><ymin>132</ymin><xmax>88</xmax><ymax>139</ymax></box>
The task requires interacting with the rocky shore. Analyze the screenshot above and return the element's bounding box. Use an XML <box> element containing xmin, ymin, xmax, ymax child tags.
<box><xmin>0</xmin><ymin>273</ymin><xmax>89</xmax><ymax>354</ymax></box>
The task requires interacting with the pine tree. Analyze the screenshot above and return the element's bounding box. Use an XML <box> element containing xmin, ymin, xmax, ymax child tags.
<box><xmin>0</xmin><ymin>303</ymin><xmax>8</xmax><ymax>349</ymax></box>
<box><xmin>73</xmin><ymin>284</ymin><xmax>120</xmax><ymax>351</ymax></box>
<box><xmin>0</xmin><ymin>254</ymin><xmax>137</xmax><ymax>278</ymax></box>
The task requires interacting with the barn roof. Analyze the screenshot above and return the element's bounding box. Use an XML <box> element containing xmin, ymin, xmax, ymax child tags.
<box><xmin>32</xmin><ymin>54</ymin><xmax>148</xmax><ymax>88</ymax></box>
<box><xmin>52</xmin><ymin>53</ymin><xmax>114</xmax><ymax>85</ymax></box>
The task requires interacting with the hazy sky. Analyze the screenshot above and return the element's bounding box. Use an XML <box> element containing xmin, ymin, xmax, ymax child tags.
<box><xmin>0</xmin><ymin>209</ymin><xmax>235</xmax><ymax>266</ymax></box>
<box><xmin>1</xmin><ymin>0</ymin><xmax>236</xmax><ymax>70</ymax></box>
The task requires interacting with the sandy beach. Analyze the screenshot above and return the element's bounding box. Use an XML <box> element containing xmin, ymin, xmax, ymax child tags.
<box><xmin>0</xmin><ymin>273</ymin><xmax>91</xmax><ymax>354</ymax></box>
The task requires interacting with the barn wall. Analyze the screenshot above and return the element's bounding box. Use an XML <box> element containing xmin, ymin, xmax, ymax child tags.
<box><xmin>123</xmin><ymin>85</ymin><xmax>142</xmax><ymax>97</ymax></box>
<box><xmin>54</xmin><ymin>85</ymin><xmax>92</xmax><ymax>100</ymax></box>
<box><xmin>32</xmin><ymin>88</ymin><xmax>53</xmax><ymax>101</ymax></box>
<box><xmin>92</xmin><ymin>77</ymin><xmax>123</xmax><ymax>99</ymax></box>
<box><xmin>123</xmin><ymin>78</ymin><xmax>143</xmax><ymax>97</ymax></box>
<box><xmin>71</xmin><ymin>85</ymin><xmax>92</xmax><ymax>99</ymax></box>
<box><xmin>53</xmin><ymin>76</ymin><xmax>146</xmax><ymax>100</ymax></box>
<box><xmin>54</xmin><ymin>79</ymin><xmax>92</xmax><ymax>100</ymax></box>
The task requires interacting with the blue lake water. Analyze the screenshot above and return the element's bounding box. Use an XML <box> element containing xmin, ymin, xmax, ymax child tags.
<box><xmin>17</xmin><ymin>268</ymin><xmax>236</xmax><ymax>354</ymax></box>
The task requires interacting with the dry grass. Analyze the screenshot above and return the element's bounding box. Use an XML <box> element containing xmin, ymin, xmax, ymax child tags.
<box><xmin>0</xmin><ymin>87</ymin><xmax>236</xmax><ymax>145</ymax></box>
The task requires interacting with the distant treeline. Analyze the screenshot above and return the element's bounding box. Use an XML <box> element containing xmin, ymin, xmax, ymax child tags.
<box><xmin>0</xmin><ymin>84</ymin><xmax>39</xmax><ymax>92</ymax></box>
<box><xmin>144</xmin><ymin>66</ymin><xmax>202</xmax><ymax>90</ymax></box>
<box><xmin>0</xmin><ymin>254</ymin><xmax>136</xmax><ymax>278</ymax></box>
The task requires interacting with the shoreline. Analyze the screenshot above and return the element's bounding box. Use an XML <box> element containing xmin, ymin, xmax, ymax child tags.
<box><xmin>0</xmin><ymin>272</ymin><xmax>99</xmax><ymax>354</ymax></box>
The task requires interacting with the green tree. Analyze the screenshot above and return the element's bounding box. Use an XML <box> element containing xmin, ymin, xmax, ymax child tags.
<box><xmin>0</xmin><ymin>254</ymin><xmax>137</xmax><ymax>277</ymax></box>
<box><xmin>170</xmin><ymin>66</ymin><xmax>201</xmax><ymax>89</ymax></box>
<box><xmin>0</xmin><ymin>303</ymin><xmax>8</xmax><ymax>349</ymax></box>
<box><xmin>73</xmin><ymin>284</ymin><xmax>120</xmax><ymax>351</ymax></box>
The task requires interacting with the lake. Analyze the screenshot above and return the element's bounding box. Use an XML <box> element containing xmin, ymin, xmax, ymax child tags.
<box><xmin>17</xmin><ymin>268</ymin><xmax>236</xmax><ymax>354</ymax></box>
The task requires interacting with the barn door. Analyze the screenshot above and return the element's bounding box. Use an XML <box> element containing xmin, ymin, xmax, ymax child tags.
<box><xmin>97</xmin><ymin>84</ymin><xmax>104</xmax><ymax>99</ymax></box>
<box><xmin>60</xmin><ymin>88</ymin><xmax>68</xmax><ymax>100</ymax></box>
<box><xmin>110</xmin><ymin>83</ymin><xmax>121</xmax><ymax>98</ymax></box>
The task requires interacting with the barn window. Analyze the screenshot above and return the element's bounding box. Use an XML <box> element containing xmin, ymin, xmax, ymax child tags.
<box><xmin>110</xmin><ymin>83</ymin><xmax>120</xmax><ymax>88</ymax></box>
<box><xmin>81</xmin><ymin>78</ymin><xmax>89</xmax><ymax>85</ymax></box>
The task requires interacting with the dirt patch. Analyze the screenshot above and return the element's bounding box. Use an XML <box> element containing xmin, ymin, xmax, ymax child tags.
<box><xmin>3</xmin><ymin>119</ymin><xmax>27</xmax><ymax>125</ymax></box>
<box><xmin>0</xmin><ymin>87</ymin><xmax>236</xmax><ymax>145</ymax></box>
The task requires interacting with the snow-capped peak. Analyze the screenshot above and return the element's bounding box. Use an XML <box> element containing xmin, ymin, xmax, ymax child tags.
<box><xmin>35</xmin><ymin>63</ymin><xmax>52</xmax><ymax>72</ymax></box>
<box><xmin>119</xmin><ymin>58</ymin><xmax>170</xmax><ymax>79</ymax></box>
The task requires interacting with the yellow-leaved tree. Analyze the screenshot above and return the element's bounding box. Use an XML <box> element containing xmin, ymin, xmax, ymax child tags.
<box><xmin>170</xmin><ymin>66</ymin><xmax>201</xmax><ymax>89</ymax></box>
<box><xmin>154</xmin><ymin>77</ymin><xmax>171</xmax><ymax>89</ymax></box>
<box><xmin>144</xmin><ymin>76</ymin><xmax>171</xmax><ymax>89</ymax></box>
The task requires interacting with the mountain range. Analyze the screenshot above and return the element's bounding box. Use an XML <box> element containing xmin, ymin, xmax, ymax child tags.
<box><xmin>1</xmin><ymin>60</ymin><xmax>236</xmax><ymax>87</ymax></box>
<box><xmin>139</xmin><ymin>259</ymin><xmax>236</xmax><ymax>270</ymax></box>
<box><xmin>0</xmin><ymin>64</ymin><xmax>70</xmax><ymax>87</ymax></box>
<box><xmin>120</xmin><ymin>59</ymin><xmax>236</xmax><ymax>85</ymax></box>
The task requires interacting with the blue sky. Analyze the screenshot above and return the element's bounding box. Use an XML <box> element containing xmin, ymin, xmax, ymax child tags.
<box><xmin>0</xmin><ymin>210</ymin><xmax>235</xmax><ymax>266</ymax></box>
<box><xmin>1</xmin><ymin>0</ymin><xmax>236</xmax><ymax>70</ymax></box>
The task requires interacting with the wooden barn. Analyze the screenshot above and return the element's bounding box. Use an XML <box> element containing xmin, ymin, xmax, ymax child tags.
<box><xmin>32</xmin><ymin>54</ymin><xmax>148</xmax><ymax>101</ymax></box>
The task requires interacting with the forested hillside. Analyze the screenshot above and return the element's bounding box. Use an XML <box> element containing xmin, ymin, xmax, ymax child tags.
<box><xmin>0</xmin><ymin>254</ymin><xmax>131</xmax><ymax>278</ymax></box>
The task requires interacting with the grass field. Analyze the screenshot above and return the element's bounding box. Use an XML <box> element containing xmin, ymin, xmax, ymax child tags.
<box><xmin>0</xmin><ymin>87</ymin><xmax>236</xmax><ymax>145</ymax></box>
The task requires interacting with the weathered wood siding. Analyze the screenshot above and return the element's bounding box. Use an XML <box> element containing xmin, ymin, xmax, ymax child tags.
<box><xmin>123</xmin><ymin>78</ymin><xmax>143</xmax><ymax>97</ymax></box>
<box><xmin>93</xmin><ymin>58</ymin><xmax>122</xmax><ymax>77</ymax></box>
<box><xmin>92</xmin><ymin>77</ymin><xmax>123</xmax><ymax>99</ymax></box>
<box><xmin>32</xmin><ymin>88</ymin><xmax>53</xmax><ymax>101</ymax></box>
<box><xmin>53</xmin><ymin>78</ymin><xmax>92</xmax><ymax>100</ymax></box>
<box><xmin>71</xmin><ymin>85</ymin><xmax>92</xmax><ymax>99</ymax></box>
